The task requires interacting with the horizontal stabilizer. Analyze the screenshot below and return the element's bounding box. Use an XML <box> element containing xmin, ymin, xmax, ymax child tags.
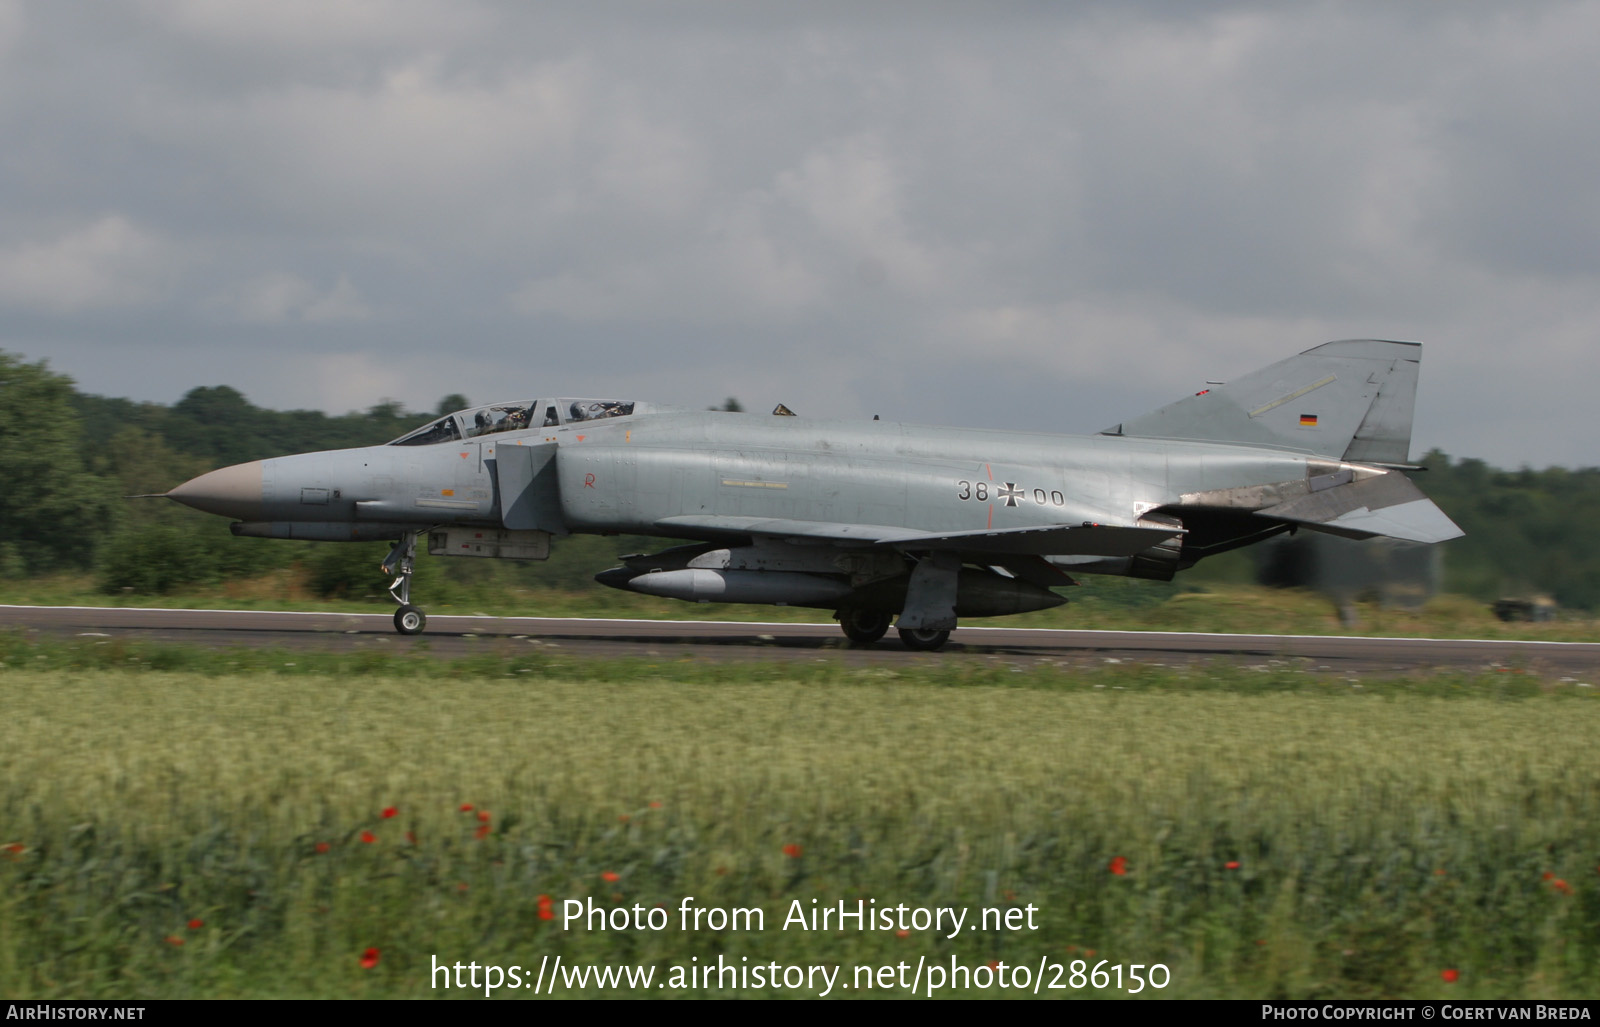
<box><xmin>1256</xmin><ymin>471</ymin><xmax>1463</xmax><ymax>544</ymax></box>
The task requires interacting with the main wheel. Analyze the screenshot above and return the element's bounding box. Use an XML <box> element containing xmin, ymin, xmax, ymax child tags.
<box><xmin>838</xmin><ymin>609</ymin><xmax>891</xmax><ymax>644</ymax></box>
<box><xmin>394</xmin><ymin>605</ymin><xmax>427</xmax><ymax>635</ymax></box>
<box><xmin>897</xmin><ymin>626</ymin><xmax>951</xmax><ymax>651</ymax></box>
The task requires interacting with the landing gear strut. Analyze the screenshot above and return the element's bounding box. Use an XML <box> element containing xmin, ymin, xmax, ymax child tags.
<box><xmin>893</xmin><ymin>552</ymin><xmax>957</xmax><ymax>651</ymax></box>
<box><xmin>383</xmin><ymin>531</ymin><xmax>426</xmax><ymax>635</ymax></box>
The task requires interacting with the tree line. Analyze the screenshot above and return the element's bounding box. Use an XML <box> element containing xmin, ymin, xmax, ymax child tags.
<box><xmin>3</xmin><ymin>350</ymin><xmax>1596</xmax><ymax>608</ymax></box>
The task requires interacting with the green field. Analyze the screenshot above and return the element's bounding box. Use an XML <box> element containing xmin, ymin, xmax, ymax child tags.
<box><xmin>2</xmin><ymin>635</ymin><xmax>1598</xmax><ymax>999</ymax></box>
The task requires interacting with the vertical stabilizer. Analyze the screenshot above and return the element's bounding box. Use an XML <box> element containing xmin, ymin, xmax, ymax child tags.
<box><xmin>1103</xmin><ymin>339</ymin><xmax>1422</xmax><ymax>464</ymax></box>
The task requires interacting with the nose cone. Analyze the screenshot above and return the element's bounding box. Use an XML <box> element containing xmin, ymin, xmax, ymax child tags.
<box><xmin>167</xmin><ymin>460</ymin><xmax>265</xmax><ymax>520</ymax></box>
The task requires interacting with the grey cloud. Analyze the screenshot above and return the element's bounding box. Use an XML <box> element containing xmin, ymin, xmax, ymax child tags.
<box><xmin>4</xmin><ymin>2</ymin><xmax>1599</xmax><ymax>467</ymax></box>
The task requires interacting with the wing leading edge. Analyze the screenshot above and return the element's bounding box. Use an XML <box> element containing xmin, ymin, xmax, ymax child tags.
<box><xmin>652</xmin><ymin>514</ymin><xmax>1181</xmax><ymax>556</ymax></box>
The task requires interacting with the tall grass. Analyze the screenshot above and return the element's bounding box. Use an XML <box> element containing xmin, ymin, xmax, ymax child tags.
<box><xmin>2</xmin><ymin>651</ymin><xmax>1598</xmax><ymax>998</ymax></box>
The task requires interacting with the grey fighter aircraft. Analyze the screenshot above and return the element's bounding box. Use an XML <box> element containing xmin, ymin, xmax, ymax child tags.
<box><xmin>166</xmin><ymin>340</ymin><xmax>1461</xmax><ymax>650</ymax></box>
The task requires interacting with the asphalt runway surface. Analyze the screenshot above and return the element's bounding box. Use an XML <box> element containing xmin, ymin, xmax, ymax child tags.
<box><xmin>3</xmin><ymin>604</ymin><xmax>1597</xmax><ymax>677</ymax></box>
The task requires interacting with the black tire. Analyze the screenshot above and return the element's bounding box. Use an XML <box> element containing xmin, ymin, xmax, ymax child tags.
<box><xmin>898</xmin><ymin>626</ymin><xmax>951</xmax><ymax>651</ymax></box>
<box><xmin>838</xmin><ymin>609</ymin><xmax>891</xmax><ymax>644</ymax></box>
<box><xmin>394</xmin><ymin>605</ymin><xmax>427</xmax><ymax>635</ymax></box>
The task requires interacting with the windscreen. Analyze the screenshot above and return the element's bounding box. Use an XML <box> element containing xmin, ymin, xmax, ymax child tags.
<box><xmin>388</xmin><ymin>415</ymin><xmax>461</xmax><ymax>446</ymax></box>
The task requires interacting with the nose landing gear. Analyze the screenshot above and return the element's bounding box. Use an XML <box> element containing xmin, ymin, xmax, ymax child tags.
<box><xmin>382</xmin><ymin>531</ymin><xmax>426</xmax><ymax>635</ymax></box>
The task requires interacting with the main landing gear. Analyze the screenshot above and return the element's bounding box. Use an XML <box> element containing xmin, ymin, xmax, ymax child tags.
<box><xmin>835</xmin><ymin>609</ymin><xmax>954</xmax><ymax>651</ymax></box>
<box><xmin>897</xmin><ymin>627</ymin><xmax>951</xmax><ymax>652</ymax></box>
<box><xmin>837</xmin><ymin>608</ymin><xmax>891</xmax><ymax>645</ymax></box>
<box><xmin>383</xmin><ymin>531</ymin><xmax>426</xmax><ymax>635</ymax></box>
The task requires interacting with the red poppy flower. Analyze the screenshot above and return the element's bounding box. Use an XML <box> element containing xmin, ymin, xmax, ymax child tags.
<box><xmin>1108</xmin><ymin>856</ymin><xmax>1128</xmax><ymax>876</ymax></box>
<box><xmin>601</xmin><ymin>870</ymin><xmax>620</xmax><ymax>882</ymax></box>
<box><xmin>1543</xmin><ymin>871</ymin><xmax>1555</xmax><ymax>880</ymax></box>
<box><xmin>474</xmin><ymin>824</ymin><xmax>491</xmax><ymax>840</ymax></box>
<box><xmin>477</xmin><ymin>810</ymin><xmax>491</xmax><ymax>822</ymax></box>
<box><xmin>1553</xmin><ymin>879</ymin><xmax>1572</xmax><ymax>895</ymax></box>
<box><xmin>782</xmin><ymin>844</ymin><xmax>803</xmax><ymax>858</ymax></box>
<box><xmin>360</xmin><ymin>830</ymin><xmax>376</xmax><ymax>844</ymax></box>
<box><xmin>649</xmin><ymin>801</ymin><xmax>662</xmax><ymax>809</ymax></box>
<box><xmin>460</xmin><ymin>803</ymin><xmax>474</xmax><ymax>812</ymax></box>
<box><xmin>1441</xmin><ymin>969</ymin><xmax>1459</xmax><ymax>983</ymax></box>
<box><xmin>539</xmin><ymin>906</ymin><xmax>554</xmax><ymax>920</ymax></box>
<box><xmin>986</xmin><ymin>960</ymin><xmax>999</xmax><ymax>971</ymax></box>
<box><xmin>896</xmin><ymin>929</ymin><xmax>909</xmax><ymax>938</ymax></box>
<box><xmin>165</xmin><ymin>935</ymin><xmax>184</xmax><ymax>947</ymax></box>
<box><xmin>315</xmin><ymin>842</ymin><xmax>330</xmax><ymax>854</ymax></box>
<box><xmin>188</xmin><ymin>918</ymin><xmax>204</xmax><ymax>930</ymax></box>
<box><xmin>457</xmin><ymin>882</ymin><xmax>469</xmax><ymax>892</ymax></box>
<box><xmin>381</xmin><ymin>806</ymin><xmax>398</xmax><ymax>819</ymax></box>
<box><xmin>1224</xmin><ymin>861</ymin><xmax>1241</xmax><ymax>870</ymax></box>
<box><xmin>619</xmin><ymin>815</ymin><xmax>630</xmax><ymax>823</ymax></box>
<box><xmin>360</xmin><ymin>947</ymin><xmax>380</xmax><ymax>969</ymax></box>
<box><xmin>405</xmin><ymin>831</ymin><xmax>416</xmax><ymax>844</ymax></box>
<box><xmin>2</xmin><ymin>843</ymin><xmax>23</xmax><ymax>855</ymax></box>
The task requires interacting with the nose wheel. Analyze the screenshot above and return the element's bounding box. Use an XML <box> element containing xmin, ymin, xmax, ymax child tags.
<box><xmin>394</xmin><ymin>604</ymin><xmax>427</xmax><ymax>635</ymax></box>
<box><xmin>382</xmin><ymin>531</ymin><xmax>427</xmax><ymax>635</ymax></box>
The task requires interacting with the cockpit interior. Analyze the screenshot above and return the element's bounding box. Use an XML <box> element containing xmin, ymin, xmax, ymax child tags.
<box><xmin>388</xmin><ymin>398</ymin><xmax>639</xmax><ymax>446</ymax></box>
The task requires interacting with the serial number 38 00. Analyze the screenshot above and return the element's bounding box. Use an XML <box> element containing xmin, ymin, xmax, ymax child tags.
<box><xmin>955</xmin><ymin>480</ymin><xmax>1067</xmax><ymax>507</ymax></box>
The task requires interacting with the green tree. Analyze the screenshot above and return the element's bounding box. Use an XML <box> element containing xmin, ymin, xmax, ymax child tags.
<box><xmin>435</xmin><ymin>394</ymin><xmax>470</xmax><ymax>416</ymax></box>
<box><xmin>0</xmin><ymin>352</ymin><xmax>119</xmax><ymax>572</ymax></box>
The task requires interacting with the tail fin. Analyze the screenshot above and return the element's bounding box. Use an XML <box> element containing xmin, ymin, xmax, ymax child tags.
<box><xmin>1103</xmin><ymin>339</ymin><xmax>1422</xmax><ymax>465</ymax></box>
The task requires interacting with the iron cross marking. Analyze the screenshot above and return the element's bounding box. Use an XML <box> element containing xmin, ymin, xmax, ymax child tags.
<box><xmin>998</xmin><ymin>482</ymin><xmax>1025</xmax><ymax>507</ymax></box>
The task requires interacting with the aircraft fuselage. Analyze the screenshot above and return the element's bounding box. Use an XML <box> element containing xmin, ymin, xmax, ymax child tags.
<box><xmin>164</xmin><ymin>340</ymin><xmax>1464</xmax><ymax>648</ymax></box>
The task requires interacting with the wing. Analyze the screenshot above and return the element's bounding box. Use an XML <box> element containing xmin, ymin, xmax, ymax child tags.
<box><xmin>653</xmin><ymin>514</ymin><xmax>917</xmax><ymax>543</ymax></box>
<box><xmin>652</xmin><ymin>514</ymin><xmax>1181</xmax><ymax>556</ymax></box>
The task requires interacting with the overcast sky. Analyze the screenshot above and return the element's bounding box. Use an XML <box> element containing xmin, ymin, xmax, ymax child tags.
<box><xmin>4</xmin><ymin>1</ymin><xmax>1598</xmax><ymax>467</ymax></box>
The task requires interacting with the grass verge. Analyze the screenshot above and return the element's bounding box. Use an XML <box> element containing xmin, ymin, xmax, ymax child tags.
<box><xmin>2</xmin><ymin>635</ymin><xmax>1598</xmax><ymax>998</ymax></box>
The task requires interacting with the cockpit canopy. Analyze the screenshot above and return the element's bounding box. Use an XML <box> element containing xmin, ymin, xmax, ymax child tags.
<box><xmin>388</xmin><ymin>398</ymin><xmax>639</xmax><ymax>446</ymax></box>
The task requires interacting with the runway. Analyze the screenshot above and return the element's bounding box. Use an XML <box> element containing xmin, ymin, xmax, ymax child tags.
<box><xmin>2</xmin><ymin>604</ymin><xmax>1596</xmax><ymax>676</ymax></box>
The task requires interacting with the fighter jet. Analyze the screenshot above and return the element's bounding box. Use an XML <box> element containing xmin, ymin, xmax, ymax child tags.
<box><xmin>166</xmin><ymin>339</ymin><xmax>1461</xmax><ymax>650</ymax></box>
